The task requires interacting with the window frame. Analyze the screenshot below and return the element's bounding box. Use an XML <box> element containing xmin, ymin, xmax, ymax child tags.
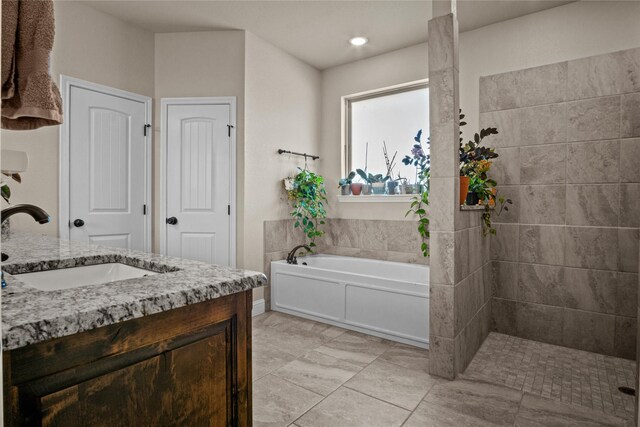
<box><xmin>341</xmin><ymin>79</ymin><xmax>429</xmax><ymax>179</ymax></box>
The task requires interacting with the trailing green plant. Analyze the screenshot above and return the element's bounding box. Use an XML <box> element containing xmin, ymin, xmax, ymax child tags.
<box><xmin>338</xmin><ymin>171</ymin><xmax>356</xmax><ymax>188</ymax></box>
<box><xmin>403</xmin><ymin>129</ymin><xmax>430</xmax><ymax>257</ymax></box>
<box><xmin>405</xmin><ymin>189</ymin><xmax>429</xmax><ymax>257</ymax></box>
<box><xmin>481</xmin><ymin>192</ymin><xmax>512</xmax><ymax>236</ymax></box>
<box><xmin>287</xmin><ymin>168</ymin><xmax>327</xmax><ymax>251</ymax></box>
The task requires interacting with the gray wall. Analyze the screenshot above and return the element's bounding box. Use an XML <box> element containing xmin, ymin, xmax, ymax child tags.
<box><xmin>485</xmin><ymin>47</ymin><xmax>640</xmax><ymax>359</ymax></box>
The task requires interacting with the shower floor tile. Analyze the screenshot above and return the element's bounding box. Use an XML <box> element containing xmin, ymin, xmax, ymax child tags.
<box><xmin>462</xmin><ymin>332</ymin><xmax>636</xmax><ymax>420</ymax></box>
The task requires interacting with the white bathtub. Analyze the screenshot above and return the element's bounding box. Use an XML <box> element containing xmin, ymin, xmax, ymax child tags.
<box><xmin>271</xmin><ymin>255</ymin><xmax>429</xmax><ymax>348</ymax></box>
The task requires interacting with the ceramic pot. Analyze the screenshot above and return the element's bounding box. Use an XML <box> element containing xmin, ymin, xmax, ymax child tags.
<box><xmin>340</xmin><ymin>185</ymin><xmax>351</xmax><ymax>196</ymax></box>
<box><xmin>466</xmin><ymin>191</ymin><xmax>479</xmax><ymax>205</ymax></box>
<box><xmin>372</xmin><ymin>182</ymin><xmax>386</xmax><ymax>195</ymax></box>
<box><xmin>403</xmin><ymin>183</ymin><xmax>415</xmax><ymax>194</ymax></box>
<box><xmin>387</xmin><ymin>181</ymin><xmax>399</xmax><ymax>195</ymax></box>
<box><xmin>361</xmin><ymin>184</ymin><xmax>372</xmax><ymax>195</ymax></box>
<box><xmin>350</xmin><ymin>183</ymin><xmax>363</xmax><ymax>196</ymax></box>
<box><xmin>459</xmin><ymin>176</ymin><xmax>470</xmax><ymax>205</ymax></box>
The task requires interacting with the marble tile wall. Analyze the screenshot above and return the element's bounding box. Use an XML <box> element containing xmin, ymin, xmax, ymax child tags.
<box><xmin>427</xmin><ymin>11</ymin><xmax>492</xmax><ymax>379</ymax></box>
<box><xmin>263</xmin><ymin>218</ymin><xmax>429</xmax><ymax>310</ymax></box>
<box><xmin>480</xmin><ymin>47</ymin><xmax>640</xmax><ymax>359</ymax></box>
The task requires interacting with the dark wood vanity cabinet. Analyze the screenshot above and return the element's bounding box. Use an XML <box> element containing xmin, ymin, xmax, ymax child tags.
<box><xmin>3</xmin><ymin>291</ymin><xmax>253</xmax><ymax>426</ymax></box>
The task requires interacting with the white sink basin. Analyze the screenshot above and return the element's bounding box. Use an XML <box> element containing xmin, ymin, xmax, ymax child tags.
<box><xmin>14</xmin><ymin>263</ymin><xmax>159</xmax><ymax>291</ymax></box>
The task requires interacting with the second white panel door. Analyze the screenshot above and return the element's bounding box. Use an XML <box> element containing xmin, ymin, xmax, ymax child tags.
<box><xmin>166</xmin><ymin>103</ymin><xmax>231</xmax><ymax>266</ymax></box>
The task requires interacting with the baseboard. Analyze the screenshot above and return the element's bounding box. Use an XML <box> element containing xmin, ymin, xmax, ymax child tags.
<box><xmin>252</xmin><ymin>299</ymin><xmax>266</xmax><ymax>317</ymax></box>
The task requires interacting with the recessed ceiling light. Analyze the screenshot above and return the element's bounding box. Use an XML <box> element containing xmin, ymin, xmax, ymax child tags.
<box><xmin>349</xmin><ymin>36</ymin><xmax>368</xmax><ymax>46</ymax></box>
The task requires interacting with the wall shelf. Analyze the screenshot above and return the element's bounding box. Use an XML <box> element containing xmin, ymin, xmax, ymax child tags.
<box><xmin>460</xmin><ymin>205</ymin><xmax>493</xmax><ymax>211</ymax></box>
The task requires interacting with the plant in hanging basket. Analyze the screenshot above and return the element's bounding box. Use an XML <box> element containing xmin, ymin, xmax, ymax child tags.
<box><xmin>287</xmin><ymin>168</ymin><xmax>328</xmax><ymax>251</ymax></box>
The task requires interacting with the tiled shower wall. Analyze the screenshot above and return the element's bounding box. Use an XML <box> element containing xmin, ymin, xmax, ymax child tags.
<box><xmin>263</xmin><ymin>218</ymin><xmax>427</xmax><ymax>310</ymax></box>
<box><xmin>483</xmin><ymin>47</ymin><xmax>640</xmax><ymax>359</ymax></box>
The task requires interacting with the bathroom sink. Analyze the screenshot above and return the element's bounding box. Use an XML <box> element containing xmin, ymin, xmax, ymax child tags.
<box><xmin>14</xmin><ymin>263</ymin><xmax>159</xmax><ymax>291</ymax></box>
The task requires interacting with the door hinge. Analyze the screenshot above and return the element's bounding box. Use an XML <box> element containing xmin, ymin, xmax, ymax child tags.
<box><xmin>228</xmin><ymin>205</ymin><xmax>231</xmax><ymax>215</ymax></box>
<box><xmin>227</xmin><ymin>124</ymin><xmax>234</xmax><ymax>137</ymax></box>
<box><xmin>143</xmin><ymin>204</ymin><xmax>147</xmax><ymax>215</ymax></box>
<box><xmin>143</xmin><ymin>124</ymin><xmax>151</xmax><ymax>137</ymax></box>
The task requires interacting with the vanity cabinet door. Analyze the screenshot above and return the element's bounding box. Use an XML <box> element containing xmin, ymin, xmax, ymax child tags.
<box><xmin>4</xmin><ymin>291</ymin><xmax>253</xmax><ymax>427</ymax></box>
<box><xmin>39</xmin><ymin>331</ymin><xmax>231</xmax><ymax>427</ymax></box>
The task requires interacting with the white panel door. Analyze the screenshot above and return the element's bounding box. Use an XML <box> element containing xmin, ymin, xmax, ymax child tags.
<box><xmin>69</xmin><ymin>86</ymin><xmax>147</xmax><ymax>250</ymax></box>
<box><xmin>166</xmin><ymin>104</ymin><xmax>231</xmax><ymax>265</ymax></box>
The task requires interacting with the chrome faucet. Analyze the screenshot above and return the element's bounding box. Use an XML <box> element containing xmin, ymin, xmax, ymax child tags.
<box><xmin>1</xmin><ymin>204</ymin><xmax>51</xmax><ymax>225</ymax></box>
<box><xmin>286</xmin><ymin>245</ymin><xmax>311</xmax><ymax>265</ymax></box>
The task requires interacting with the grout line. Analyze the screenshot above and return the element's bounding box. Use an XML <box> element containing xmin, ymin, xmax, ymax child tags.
<box><xmin>491</xmin><ymin>297</ymin><xmax>636</xmax><ymax>322</ymax></box>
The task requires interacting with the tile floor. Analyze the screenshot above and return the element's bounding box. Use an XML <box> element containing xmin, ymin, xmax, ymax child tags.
<box><xmin>463</xmin><ymin>332</ymin><xmax>637</xmax><ymax>419</ymax></box>
<box><xmin>252</xmin><ymin>311</ymin><xmax>635</xmax><ymax>427</ymax></box>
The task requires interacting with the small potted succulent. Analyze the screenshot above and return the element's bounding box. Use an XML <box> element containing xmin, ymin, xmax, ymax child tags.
<box><xmin>338</xmin><ymin>171</ymin><xmax>356</xmax><ymax>196</ymax></box>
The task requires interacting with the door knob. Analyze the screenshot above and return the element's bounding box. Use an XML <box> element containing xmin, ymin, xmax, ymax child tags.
<box><xmin>73</xmin><ymin>219</ymin><xmax>85</xmax><ymax>227</ymax></box>
<box><xmin>166</xmin><ymin>217</ymin><xmax>178</xmax><ymax>225</ymax></box>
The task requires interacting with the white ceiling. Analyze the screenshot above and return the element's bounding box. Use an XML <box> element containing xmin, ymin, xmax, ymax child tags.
<box><xmin>80</xmin><ymin>0</ymin><xmax>574</xmax><ymax>70</ymax></box>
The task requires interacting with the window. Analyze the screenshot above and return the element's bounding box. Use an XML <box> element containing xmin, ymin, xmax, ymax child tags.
<box><xmin>344</xmin><ymin>81</ymin><xmax>429</xmax><ymax>185</ymax></box>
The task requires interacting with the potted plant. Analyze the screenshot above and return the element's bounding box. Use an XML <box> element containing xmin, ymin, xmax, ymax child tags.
<box><xmin>383</xmin><ymin>142</ymin><xmax>400</xmax><ymax>195</ymax></box>
<box><xmin>356</xmin><ymin>169</ymin><xmax>389</xmax><ymax>195</ymax></box>
<box><xmin>338</xmin><ymin>171</ymin><xmax>356</xmax><ymax>196</ymax></box>
<box><xmin>350</xmin><ymin>182</ymin><xmax>363</xmax><ymax>195</ymax></box>
<box><xmin>287</xmin><ymin>167</ymin><xmax>327</xmax><ymax>251</ymax></box>
<box><xmin>402</xmin><ymin>129</ymin><xmax>430</xmax><ymax>195</ymax></box>
<box><xmin>459</xmin><ymin>111</ymin><xmax>498</xmax><ymax>205</ymax></box>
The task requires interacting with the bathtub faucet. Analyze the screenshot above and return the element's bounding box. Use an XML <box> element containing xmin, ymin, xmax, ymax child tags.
<box><xmin>286</xmin><ymin>245</ymin><xmax>311</xmax><ymax>265</ymax></box>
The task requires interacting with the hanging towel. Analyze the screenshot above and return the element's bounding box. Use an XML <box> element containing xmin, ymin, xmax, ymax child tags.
<box><xmin>1</xmin><ymin>0</ymin><xmax>18</xmax><ymax>100</ymax></box>
<box><xmin>1</xmin><ymin>0</ymin><xmax>63</xmax><ymax>130</ymax></box>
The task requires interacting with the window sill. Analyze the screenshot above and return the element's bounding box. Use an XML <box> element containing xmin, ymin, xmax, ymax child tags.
<box><xmin>336</xmin><ymin>195</ymin><xmax>415</xmax><ymax>203</ymax></box>
<box><xmin>460</xmin><ymin>204</ymin><xmax>493</xmax><ymax>211</ymax></box>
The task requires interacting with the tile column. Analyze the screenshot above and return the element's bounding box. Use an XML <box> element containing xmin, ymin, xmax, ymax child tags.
<box><xmin>427</xmin><ymin>3</ymin><xmax>461</xmax><ymax>379</ymax></box>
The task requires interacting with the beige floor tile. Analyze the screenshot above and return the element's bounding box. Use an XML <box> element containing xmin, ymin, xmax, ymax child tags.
<box><xmin>253</xmin><ymin>324</ymin><xmax>327</xmax><ymax>358</ymax></box>
<box><xmin>344</xmin><ymin>359</ymin><xmax>440</xmax><ymax>410</ymax></box>
<box><xmin>253</xmin><ymin>311</ymin><xmax>296</xmax><ymax>330</ymax></box>
<box><xmin>295</xmin><ymin>387</ymin><xmax>410</xmax><ymax>427</ymax></box>
<box><xmin>253</xmin><ymin>375</ymin><xmax>323</xmax><ymax>427</ymax></box>
<box><xmin>423</xmin><ymin>379</ymin><xmax>522</xmax><ymax>426</ymax></box>
<box><xmin>404</xmin><ymin>400</ymin><xmax>499</xmax><ymax>427</ymax></box>
<box><xmin>378</xmin><ymin>343</ymin><xmax>430</xmax><ymax>373</ymax></box>
<box><xmin>273</xmin><ymin>351</ymin><xmax>362</xmax><ymax>396</ymax></box>
<box><xmin>288</xmin><ymin>316</ymin><xmax>347</xmax><ymax>341</ymax></box>
<box><xmin>253</xmin><ymin>341</ymin><xmax>297</xmax><ymax>381</ymax></box>
<box><xmin>314</xmin><ymin>331</ymin><xmax>392</xmax><ymax>366</ymax></box>
<box><xmin>514</xmin><ymin>393</ymin><xmax>630</xmax><ymax>427</ymax></box>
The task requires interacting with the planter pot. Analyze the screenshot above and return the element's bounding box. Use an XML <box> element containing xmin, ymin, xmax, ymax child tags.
<box><xmin>459</xmin><ymin>176</ymin><xmax>470</xmax><ymax>205</ymax></box>
<box><xmin>403</xmin><ymin>183</ymin><xmax>415</xmax><ymax>194</ymax></box>
<box><xmin>387</xmin><ymin>181</ymin><xmax>400</xmax><ymax>195</ymax></box>
<box><xmin>340</xmin><ymin>185</ymin><xmax>351</xmax><ymax>196</ymax></box>
<box><xmin>372</xmin><ymin>182</ymin><xmax>386</xmax><ymax>195</ymax></box>
<box><xmin>466</xmin><ymin>191</ymin><xmax>479</xmax><ymax>205</ymax></box>
<box><xmin>361</xmin><ymin>184</ymin><xmax>372</xmax><ymax>195</ymax></box>
<box><xmin>350</xmin><ymin>183</ymin><xmax>363</xmax><ymax>196</ymax></box>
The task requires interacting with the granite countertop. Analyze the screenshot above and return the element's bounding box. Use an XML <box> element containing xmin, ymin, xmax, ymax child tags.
<box><xmin>1</xmin><ymin>233</ymin><xmax>266</xmax><ymax>351</ymax></box>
